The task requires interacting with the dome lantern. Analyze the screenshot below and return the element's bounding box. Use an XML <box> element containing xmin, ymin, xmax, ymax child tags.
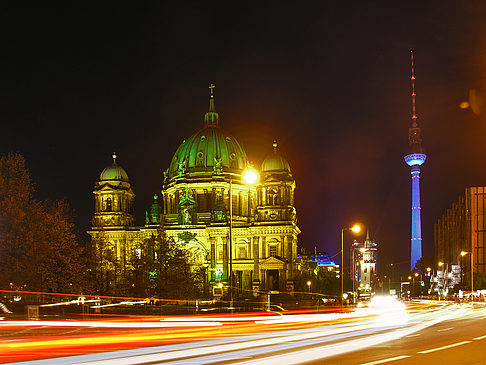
<box><xmin>204</xmin><ymin>83</ymin><xmax>219</xmax><ymax>128</ymax></box>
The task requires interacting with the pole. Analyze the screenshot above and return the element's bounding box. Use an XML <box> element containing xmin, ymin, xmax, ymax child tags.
<box><xmin>229</xmin><ymin>179</ymin><xmax>233</xmax><ymax>311</ymax></box>
<box><xmin>471</xmin><ymin>249</ymin><xmax>474</xmax><ymax>294</ymax></box>
<box><xmin>341</xmin><ymin>228</ymin><xmax>344</xmax><ymax>308</ymax></box>
<box><xmin>352</xmin><ymin>246</ymin><xmax>355</xmax><ymax>304</ymax></box>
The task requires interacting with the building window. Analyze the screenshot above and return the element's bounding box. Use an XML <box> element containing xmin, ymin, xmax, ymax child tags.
<box><xmin>238</xmin><ymin>245</ymin><xmax>247</xmax><ymax>259</ymax></box>
<box><xmin>135</xmin><ymin>248</ymin><xmax>141</xmax><ymax>259</ymax></box>
<box><xmin>106</xmin><ymin>197</ymin><xmax>112</xmax><ymax>211</ymax></box>
<box><xmin>269</xmin><ymin>245</ymin><xmax>277</xmax><ymax>257</ymax></box>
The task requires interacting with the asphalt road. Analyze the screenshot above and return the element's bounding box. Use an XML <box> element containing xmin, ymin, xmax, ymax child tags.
<box><xmin>1</xmin><ymin>301</ymin><xmax>485</xmax><ymax>364</ymax></box>
<box><xmin>313</xmin><ymin>308</ymin><xmax>486</xmax><ymax>364</ymax></box>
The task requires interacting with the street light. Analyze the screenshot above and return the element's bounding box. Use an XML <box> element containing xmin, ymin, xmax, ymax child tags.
<box><xmin>229</xmin><ymin>167</ymin><xmax>259</xmax><ymax>309</ymax></box>
<box><xmin>413</xmin><ymin>272</ymin><xmax>419</xmax><ymax>297</ymax></box>
<box><xmin>307</xmin><ymin>280</ymin><xmax>311</xmax><ymax>293</ymax></box>
<box><xmin>341</xmin><ymin>224</ymin><xmax>361</xmax><ymax>307</ymax></box>
<box><xmin>438</xmin><ymin>261</ymin><xmax>449</xmax><ymax>299</ymax></box>
<box><xmin>460</xmin><ymin>250</ymin><xmax>474</xmax><ymax>294</ymax></box>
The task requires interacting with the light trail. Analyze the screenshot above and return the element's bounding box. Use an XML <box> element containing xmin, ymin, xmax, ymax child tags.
<box><xmin>0</xmin><ymin>302</ymin><xmax>477</xmax><ymax>364</ymax></box>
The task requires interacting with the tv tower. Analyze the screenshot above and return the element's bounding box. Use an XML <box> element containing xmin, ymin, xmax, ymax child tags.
<box><xmin>404</xmin><ymin>51</ymin><xmax>426</xmax><ymax>271</ymax></box>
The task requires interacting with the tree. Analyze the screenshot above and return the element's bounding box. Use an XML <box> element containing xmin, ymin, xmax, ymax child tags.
<box><xmin>0</xmin><ymin>153</ymin><xmax>86</xmax><ymax>292</ymax></box>
<box><xmin>127</xmin><ymin>229</ymin><xmax>205</xmax><ymax>299</ymax></box>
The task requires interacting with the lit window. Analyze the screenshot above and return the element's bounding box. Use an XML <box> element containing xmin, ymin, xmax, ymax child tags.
<box><xmin>135</xmin><ymin>248</ymin><xmax>141</xmax><ymax>259</ymax></box>
<box><xmin>269</xmin><ymin>245</ymin><xmax>277</xmax><ymax>257</ymax></box>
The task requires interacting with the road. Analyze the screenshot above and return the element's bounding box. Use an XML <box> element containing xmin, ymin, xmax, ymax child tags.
<box><xmin>0</xmin><ymin>301</ymin><xmax>485</xmax><ymax>364</ymax></box>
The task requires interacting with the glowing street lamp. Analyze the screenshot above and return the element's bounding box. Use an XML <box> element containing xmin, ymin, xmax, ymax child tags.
<box><xmin>242</xmin><ymin>168</ymin><xmax>258</xmax><ymax>185</ymax></box>
<box><xmin>341</xmin><ymin>223</ymin><xmax>362</xmax><ymax>307</ymax></box>
<box><xmin>307</xmin><ymin>280</ymin><xmax>311</xmax><ymax>293</ymax></box>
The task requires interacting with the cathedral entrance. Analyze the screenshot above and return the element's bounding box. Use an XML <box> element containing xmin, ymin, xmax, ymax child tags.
<box><xmin>235</xmin><ymin>270</ymin><xmax>243</xmax><ymax>295</ymax></box>
<box><xmin>267</xmin><ymin>270</ymin><xmax>279</xmax><ymax>291</ymax></box>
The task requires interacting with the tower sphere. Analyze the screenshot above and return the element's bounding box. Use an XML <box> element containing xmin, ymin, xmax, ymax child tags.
<box><xmin>404</xmin><ymin>153</ymin><xmax>426</xmax><ymax>167</ymax></box>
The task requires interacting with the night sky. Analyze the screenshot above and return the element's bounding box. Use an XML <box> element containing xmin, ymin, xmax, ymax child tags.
<box><xmin>2</xmin><ymin>3</ymin><xmax>486</xmax><ymax>273</ymax></box>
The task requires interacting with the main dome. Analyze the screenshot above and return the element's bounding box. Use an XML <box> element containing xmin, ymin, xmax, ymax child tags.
<box><xmin>167</xmin><ymin>126</ymin><xmax>249</xmax><ymax>181</ymax></box>
<box><xmin>166</xmin><ymin>88</ymin><xmax>249</xmax><ymax>182</ymax></box>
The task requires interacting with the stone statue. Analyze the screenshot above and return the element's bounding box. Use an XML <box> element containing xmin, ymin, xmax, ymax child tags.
<box><xmin>178</xmin><ymin>159</ymin><xmax>186</xmax><ymax>177</ymax></box>
<box><xmin>184</xmin><ymin>209</ymin><xmax>191</xmax><ymax>225</ymax></box>
<box><xmin>214</xmin><ymin>157</ymin><xmax>223</xmax><ymax>174</ymax></box>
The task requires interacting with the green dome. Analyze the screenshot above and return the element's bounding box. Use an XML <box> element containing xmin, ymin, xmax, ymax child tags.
<box><xmin>100</xmin><ymin>153</ymin><xmax>130</xmax><ymax>182</ymax></box>
<box><xmin>167</xmin><ymin>126</ymin><xmax>249</xmax><ymax>181</ymax></box>
<box><xmin>261</xmin><ymin>141</ymin><xmax>291</xmax><ymax>174</ymax></box>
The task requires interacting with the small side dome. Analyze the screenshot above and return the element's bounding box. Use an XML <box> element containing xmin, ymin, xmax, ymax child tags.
<box><xmin>100</xmin><ymin>153</ymin><xmax>130</xmax><ymax>182</ymax></box>
<box><xmin>261</xmin><ymin>141</ymin><xmax>291</xmax><ymax>174</ymax></box>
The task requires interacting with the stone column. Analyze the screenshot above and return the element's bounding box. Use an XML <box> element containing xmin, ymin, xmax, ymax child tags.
<box><xmin>210</xmin><ymin>236</ymin><xmax>216</xmax><ymax>281</ymax></box>
<box><xmin>222</xmin><ymin>236</ymin><xmax>229</xmax><ymax>281</ymax></box>
<box><xmin>286</xmin><ymin>235</ymin><xmax>295</xmax><ymax>294</ymax></box>
<box><xmin>252</xmin><ymin>236</ymin><xmax>260</xmax><ymax>296</ymax></box>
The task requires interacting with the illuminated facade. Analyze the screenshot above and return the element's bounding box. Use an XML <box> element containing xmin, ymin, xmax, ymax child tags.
<box><xmin>404</xmin><ymin>52</ymin><xmax>426</xmax><ymax>271</ymax></box>
<box><xmin>350</xmin><ymin>232</ymin><xmax>377</xmax><ymax>295</ymax></box>
<box><xmin>435</xmin><ymin>187</ymin><xmax>486</xmax><ymax>278</ymax></box>
<box><xmin>88</xmin><ymin>87</ymin><xmax>300</xmax><ymax>296</ymax></box>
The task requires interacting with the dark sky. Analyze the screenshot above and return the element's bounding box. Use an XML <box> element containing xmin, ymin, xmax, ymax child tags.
<box><xmin>2</xmin><ymin>2</ymin><xmax>486</xmax><ymax>273</ymax></box>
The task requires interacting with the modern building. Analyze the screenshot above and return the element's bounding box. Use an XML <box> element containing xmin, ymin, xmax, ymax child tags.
<box><xmin>88</xmin><ymin>86</ymin><xmax>300</xmax><ymax>296</ymax></box>
<box><xmin>404</xmin><ymin>51</ymin><xmax>426</xmax><ymax>271</ymax></box>
<box><xmin>434</xmin><ymin>187</ymin><xmax>486</xmax><ymax>283</ymax></box>
<box><xmin>350</xmin><ymin>231</ymin><xmax>377</xmax><ymax>296</ymax></box>
<box><xmin>297</xmin><ymin>252</ymin><xmax>339</xmax><ymax>276</ymax></box>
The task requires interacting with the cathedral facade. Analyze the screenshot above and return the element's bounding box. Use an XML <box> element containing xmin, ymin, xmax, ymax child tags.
<box><xmin>88</xmin><ymin>89</ymin><xmax>300</xmax><ymax>296</ymax></box>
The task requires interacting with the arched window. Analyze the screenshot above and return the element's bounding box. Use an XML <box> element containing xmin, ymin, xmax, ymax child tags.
<box><xmin>106</xmin><ymin>197</ymin><xmax>112</xmax><ymax>211</ymax></box>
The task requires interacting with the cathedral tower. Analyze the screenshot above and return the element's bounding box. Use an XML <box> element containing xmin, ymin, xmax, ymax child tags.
<box><xmin>404</xmin><ymin>51</ymin><xmax>426</xmax><ymax>270</ymax></box>
<box><xmin>91</xmin><ymin>153</ymin><xmax>135</xmax><ymax>228</ymax></box>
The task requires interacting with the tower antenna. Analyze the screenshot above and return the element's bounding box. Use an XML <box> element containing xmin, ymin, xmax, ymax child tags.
<box><xmin>411</xmin><ymin>50</ymin><xmax>417</xmax><ymax>127</ymax></box>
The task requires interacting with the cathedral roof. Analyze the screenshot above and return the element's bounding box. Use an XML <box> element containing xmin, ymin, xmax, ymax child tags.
<box><xmin>99</xmin><ymin>153</ymin><xmax>130</xmax><ymax>183</ymax></box>
<box><xmin>166</xmin><ymin>86</ymin><xmax>249</xmax><ymax>182</ymax></box>
<box><xmin>261</xmin><ymin>141</ymin><xmax>292</xmax><ymax>174</ymax></box>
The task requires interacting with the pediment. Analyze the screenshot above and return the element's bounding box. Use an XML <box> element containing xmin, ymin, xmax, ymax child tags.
<box><xmin>261</xmin><ymin>256</ymin><xmax>287</xmax><ymax>269</ymax></box>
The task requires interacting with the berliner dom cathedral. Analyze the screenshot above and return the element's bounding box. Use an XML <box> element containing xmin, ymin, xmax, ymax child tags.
<box><xmin>88</xmin><ymin>86</ymin><xmax>300</xmax><ymax>296</ymax></box>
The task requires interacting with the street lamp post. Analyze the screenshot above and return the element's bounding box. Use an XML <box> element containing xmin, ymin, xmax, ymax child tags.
<box><xmin>438</xmin><ymin>261</ymin><xmax>449</xmax><ymax>299</ymax></box>
<box><xmin>341</xmin><ymin>224</ymin><xmax>361</xmax><ymax>308</ymax></box>
<box><xmin>307</xmin><ymin>280</ymin><xmax>311</xmax><ymax>293</ymax></box>
<box><xmin>413</xmin><ymin>272</ymin><xmax>419</xmax><ymax>297</ymax></box>
<box><xmin>229</xmin><ymin>178</ymin><xmax>234</xmax><ymax>309</ymax></box>
<box><xmin>460</xmin><ymin>251</ymin><xmax>474</xmax><ymax>295</ymax></box>
<box><xmin>408</xmin><ymin>276</ymin><xmax>412</xmax><ymax>298</ymax></box>
<box><xmin>229</xmin><ymin>168</ymin><xmax>258</xmax><ymax>310</ymax></box>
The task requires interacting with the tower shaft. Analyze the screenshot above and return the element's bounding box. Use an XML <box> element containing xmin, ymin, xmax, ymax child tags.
<box><xmin>410</xmin><ymin>166</ymin><xmax>423</xmax><ymax>270</ymax></box>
